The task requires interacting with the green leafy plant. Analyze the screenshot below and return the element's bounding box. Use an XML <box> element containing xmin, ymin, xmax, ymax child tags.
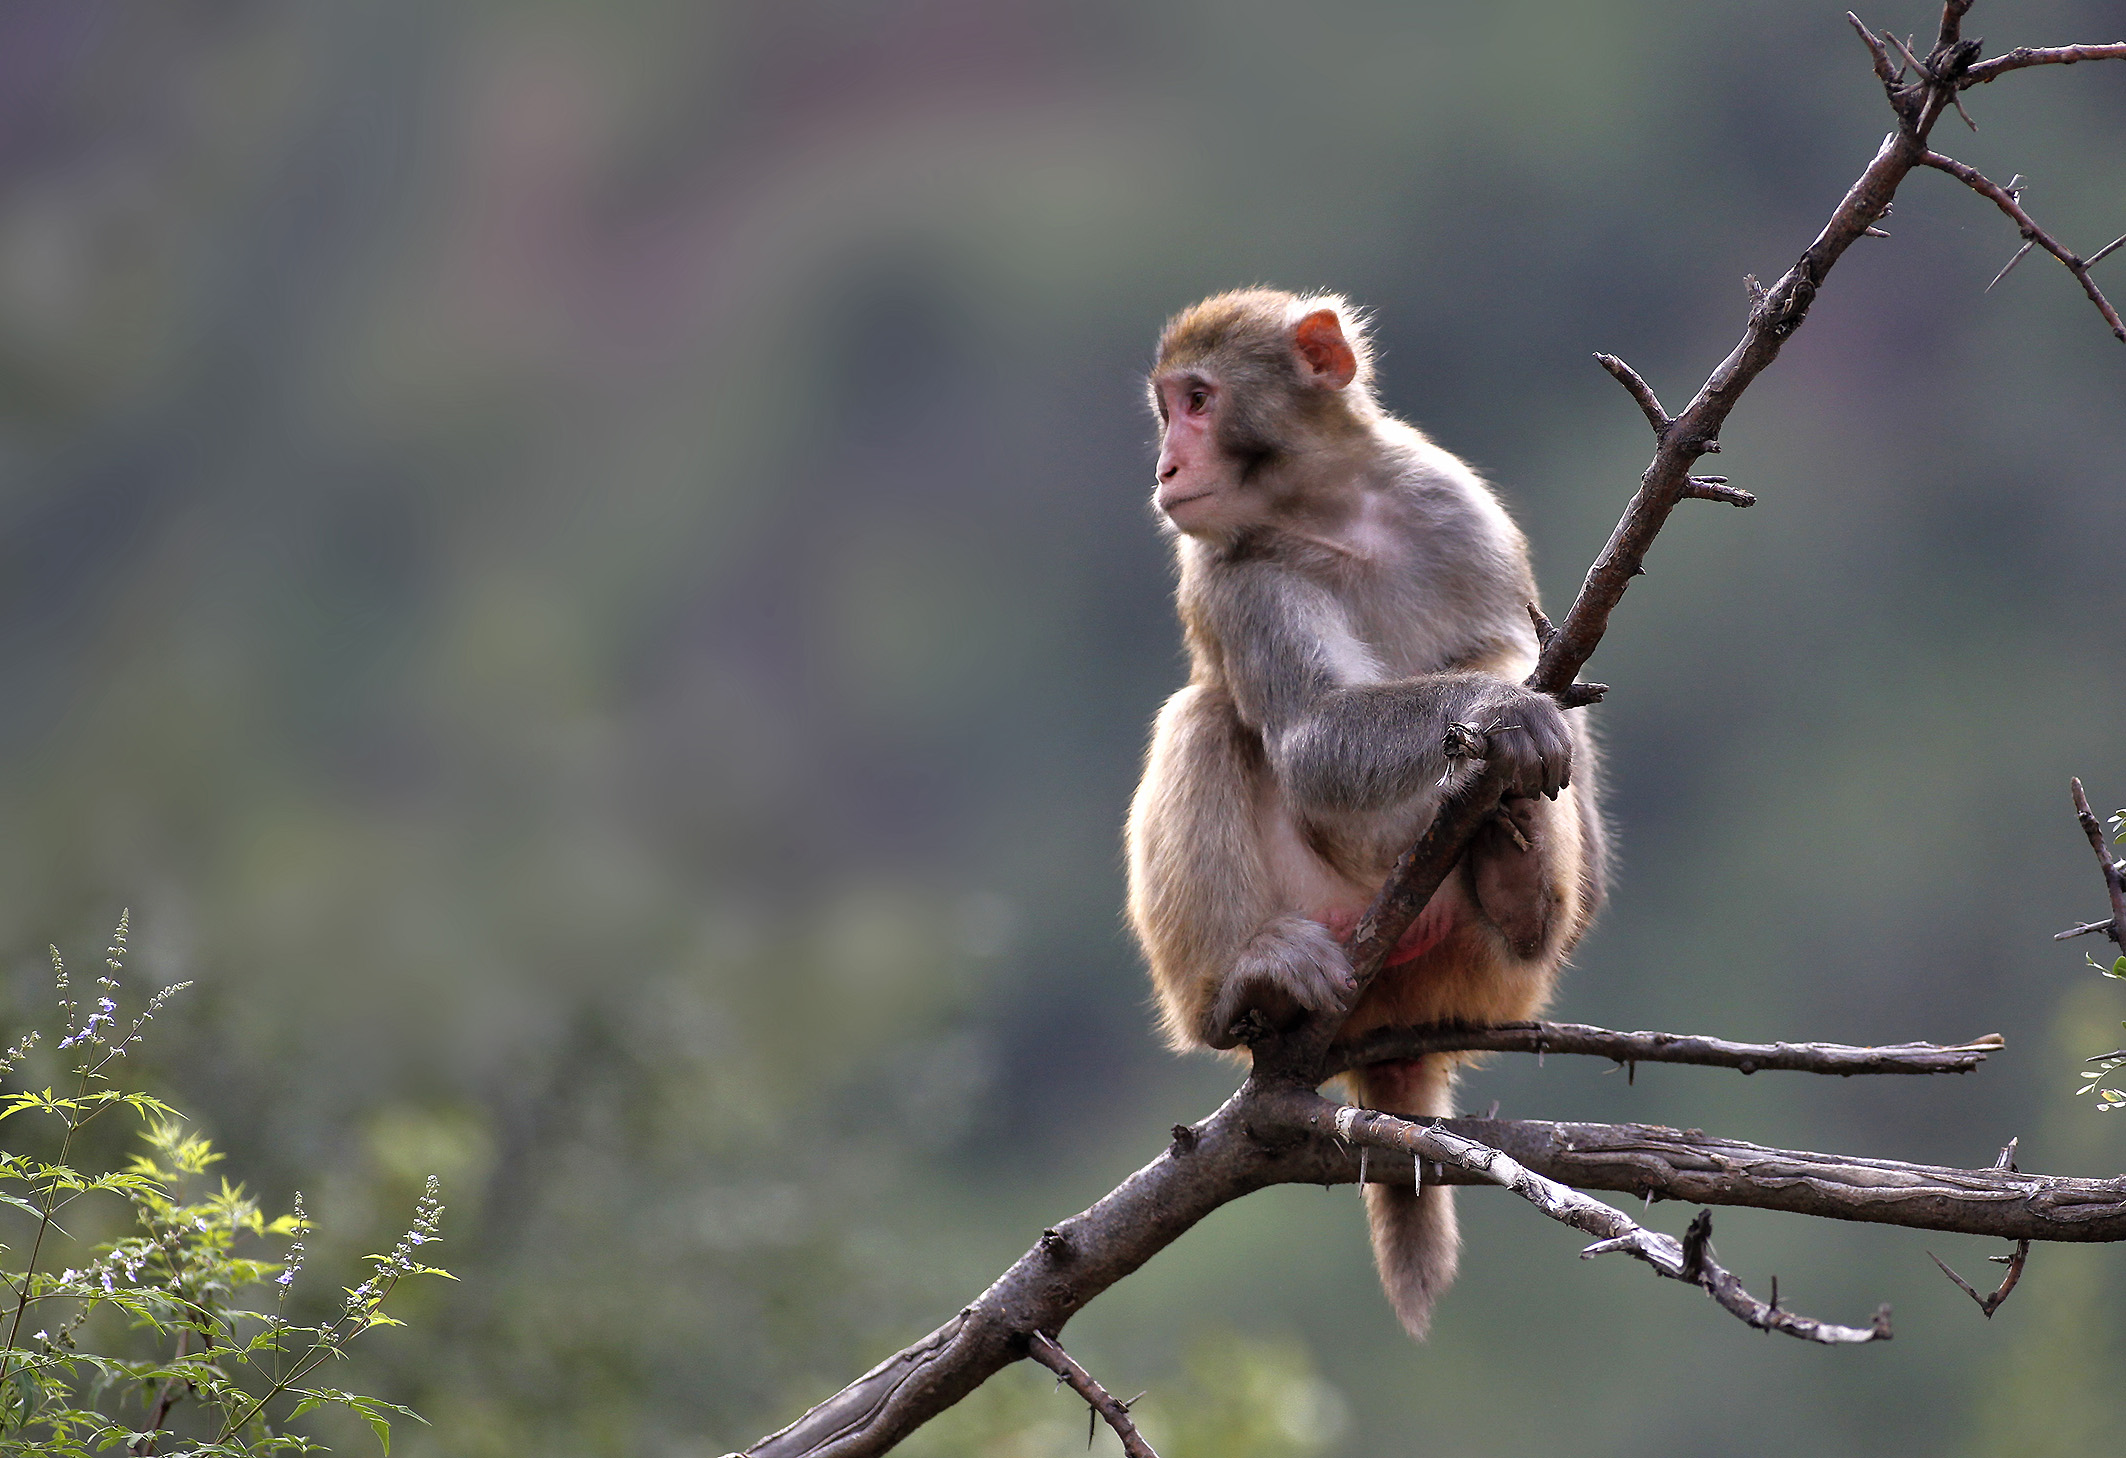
<box><xmin>0</xmin><ymin>914</ymin><xmax>451</xmax><ymax>1455</ymax></box>
<box><xmin>2074</xmin><ymin>808</ymin><xmax>2126</xmax><ymax>1111</ymax></box>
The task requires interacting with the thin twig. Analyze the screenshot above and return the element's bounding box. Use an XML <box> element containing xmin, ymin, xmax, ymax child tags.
<box><xmin>1682</xmin><ymin>477</ymin><xmax>1757</xmax><ymax>507</ymax></box>
<box><xmin>1928</xmin><ymin>1240</ymin><xmax>2030</xmax><ymax>1316</ymax></box>
<box><xmin>1027</xmin><ymin>1333</ymin><xmax>1159</xmax><ymax>1458</ymax></box>
<box><xmin>1595</xmin><ymin>353</ymin><xmax>1673</xmax><ymax>435</ymax></box>
<box><xmin>1846</xmin><ymin>12</ymin><xmax>1905</xmax><ymax>88</ymax></box>
<box><xmin>1962</xmin><ymin>41</ymin><xmax>2126</xmax><ymax>87</ymax></box>
<box><xmin>1326</xmin><ymin>1020</ymin><xmax>2002</xmax><ymax>1079</ymax></box>
<box><xmin>1332</xmin><ymin>1107</ymin><xmax>1888</xmax><ymax>1343</ymax></box>
<box><xmin>2069</xmin><ymin>778</ymin><xmax>2126</xmax><ymax>949</ymax></box>
<box><xmin>1919</xmin><ymin>151</ymin><xmax>2126</xmax><ymax>341</ymax></box>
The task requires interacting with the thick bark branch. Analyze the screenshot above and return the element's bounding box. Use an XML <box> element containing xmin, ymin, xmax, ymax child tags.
<box><xmin>1285</xmin><ymin>1116</ymin><xmax>2126</xmax><ymax>1243</ymax></box>
<box><xmin>1326</xmin><ymin>1019</ymin><xmax>2002</xmax><ymax>1079</ymax></box>
<box><xmin>741</xmin><ymin>1090</ymin><xmax>1277</xmax><ymax>1458</ymax></box>
<box><xmin>744</xmin><ymin>1096</ymin><xmax>2126</xmax><ymax>1454</ymax></box>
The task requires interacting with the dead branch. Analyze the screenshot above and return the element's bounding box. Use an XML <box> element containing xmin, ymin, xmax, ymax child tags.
<box><xmin>1917</xmin><ymin>151</ymin><xmax>2126</xmax><ymax>341</ymax></box>
<box><xmin>1930</xmin><ymin>1240</ymin><xmax>2030</xmax><ymax>1317</ymax></box>
<box><xmin>1962</xmin><ymin>42</ymin><xmax>2126</xmax><ymax>87</ymax></box>
<box><xmin>2066</xmin><ymin>778</ymin><xmax>2126</xmax><ymax>949</ymax></box>
<box><xmin>1327</xmin><ymin>1019</ymin><xmax>2002</xmax><ymax>1079</ymax></box>
<box><xmin>1595</xmin><ymin>352</ymin><xmax>1673</xmax><ymax>434</ymax></box>
<box><xmin>1332</xmin><ymin>1106</ymin><xmax>1887</xmax><ymax>1343</ymax></box>
<box><xmin>1026</xmin><ymin>1333</ymin><xmax>1157</xmax><ymax>1458</ymax></box>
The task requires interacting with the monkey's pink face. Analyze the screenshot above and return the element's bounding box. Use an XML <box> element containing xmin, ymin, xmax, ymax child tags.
<box><xmin>1151</xmin><ymin>373</ymin><xmax>1239</xmax><ymax>535</ymax></box>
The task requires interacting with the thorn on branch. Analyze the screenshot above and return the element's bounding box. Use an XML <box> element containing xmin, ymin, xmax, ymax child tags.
<box><xmin>1985</xmin><ymin>239</ymin><xmax>2036</xmax><ymax>291</ymax></box>
<box><xmin>1928</xmin><ymin>1240</ymin><xmax>2030</xmax><ymax>1317</ymax></box>
<box><xmin>1993</xmin><ymin>1137</ymin><xmax>2019</xmax><ymax>1173</ymax></box>
<box><xmin>1556</xmin><ymin>682</ymin><xmax>1608</xmax><ymax>710</ymax></box>
<box><xmin>1168</xmin><ymin>1123</ymin><xmax>1199</xmax><ymax>1156</ymax></box>
<box><xmin>1041</xmin><ymin>1228</ymin><xmax>1072</xmax><ymax>1260</ymax></box>
<box><xmin>1594</xmin><ymin>353</ymin><xmax>1672</xmax><ymax>436</ymax></box>
<box><xmin>1863</xmin><ymin>225</ymin><xmax>1892</xmax><ymax>238</ymax></box>
<box><xmin>1027</xmin><ymin>1333</ymin><xmax>1160</xmax><ymax>1458</ymax></box>
<box><xmin>1683</xmin><ymin>477</ymin><xmax>1757</xmax><ymax>507</ymax></box>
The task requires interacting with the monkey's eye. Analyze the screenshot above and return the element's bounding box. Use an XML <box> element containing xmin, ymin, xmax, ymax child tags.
<box><xmin>1186</xmin><ymin>388</ymin><xmax>1210</xmax><ymax>415</ymax></box>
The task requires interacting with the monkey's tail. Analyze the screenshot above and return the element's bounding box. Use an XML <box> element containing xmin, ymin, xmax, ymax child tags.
<box><xmin>1351</xmin><ymin>1056</ymin><xmax>1458</xmax><ymax>1341</ymax></box>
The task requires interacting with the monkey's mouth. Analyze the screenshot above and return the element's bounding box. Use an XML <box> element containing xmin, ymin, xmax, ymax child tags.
<box><xmin>1158</xmin><ymin>489</ymin><xmax>1214</xmax><ymax>514</ymax></box>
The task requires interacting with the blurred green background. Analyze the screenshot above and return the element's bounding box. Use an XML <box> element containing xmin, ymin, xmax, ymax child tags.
<box><xmin>0</xmin><ymin>1</ymin><xmax>2122</xmax><ymax>1454</ymax></box>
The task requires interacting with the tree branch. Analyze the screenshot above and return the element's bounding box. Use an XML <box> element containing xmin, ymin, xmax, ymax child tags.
<box><xmin>1929</xmin><ymin>1240</ymin><xmax>2029</xmax><ymax>1317</ymax></box>
<box><xmin>1026</xmin><ymin>1333</ymin><xmax>1157</xmax><ymax>1458</ymax></box>
<box><xmin>1917</xmin><ymin>151</ymin><xmax>2126</xmax><ymax>341</ymax></box>
<box><xmin>1962</xmin><ymin>41</ymin><xmax>2126</xmax><ymax>87</ymax></box>
<box><xmin>1281</xmin><ymin>1111</ymin><xmax>2126</xmax><ymax>1243</ymax></box>
<box><xmin>1330</xmin><ymin>1105</ymin><xmax>1888</xmax><ymax>1343</ymax></box>
<box><xmin>1595</xmin><ymin>352</ymin><xmax>1673</xmax><ymax>435</ymax></box>
<box><xmin>2067</xmin><ymin>777</ymin><xmax>2126</xmax><ymax>950</ymax></box>
<box><xmin>1326</xmin><ymin>1019</ymin><xmax>2003</xmax><ymax>1079</ymax></box>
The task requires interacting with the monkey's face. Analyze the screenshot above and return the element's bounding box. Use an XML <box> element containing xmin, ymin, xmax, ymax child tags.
<box><xmin>1150</xmin><ymin>371</ymin><xmax>1244</xmax><ymax>536</ymax></box>
<box><xmin>1149</xmin><ymin>305</ymin><xmax>1365</xmax><ymax>540</ymax></box>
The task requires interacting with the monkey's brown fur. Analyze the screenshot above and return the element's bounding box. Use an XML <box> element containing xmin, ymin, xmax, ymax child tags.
<box><xmin>1127</xmin><ymin>288</ymin><xmax>1606</xmax><ymax>1338</ymax></box>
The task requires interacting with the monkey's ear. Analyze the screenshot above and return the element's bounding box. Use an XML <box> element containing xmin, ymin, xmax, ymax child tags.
<box><xmin>1292</xmin><ymin>309</ymin><xmax>1359</xmax><ymax>389</ymax></box>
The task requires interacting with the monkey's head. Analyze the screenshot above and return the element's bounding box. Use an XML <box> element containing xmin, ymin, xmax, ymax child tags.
<box><xmin>1148</xmin><ymin>289</ymin><xmax>1379</xmax><ymax>539</ymax></box>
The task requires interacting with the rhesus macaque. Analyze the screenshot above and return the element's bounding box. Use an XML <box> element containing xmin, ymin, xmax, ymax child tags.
<box><xmin>1125</xmin><ymin>289</ymin><xmax>1605</xmax><ymax>1339</ymax></box>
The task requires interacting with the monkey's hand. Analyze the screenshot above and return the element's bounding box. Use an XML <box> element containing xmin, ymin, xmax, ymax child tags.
<box><xmin>1205</xmin><ymin>914</ymin><xmax>1356</xmax><ymax>1049</ymax></box>
<box><xmin>1453</xmin><ymin>681</ymin><xmax>1573</xmax><ymax>800</ymax></box>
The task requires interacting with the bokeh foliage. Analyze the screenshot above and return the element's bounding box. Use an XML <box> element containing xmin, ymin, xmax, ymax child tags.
<box><xmin>0</xmin><ymin>2</ymin><xmax>2121</xmax><ymax>1454</ymax></box>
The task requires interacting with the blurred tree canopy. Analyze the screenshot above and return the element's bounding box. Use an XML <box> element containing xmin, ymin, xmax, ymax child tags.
<box><xmin>0</xmin><ymin>2</ymin><xmax>2120</xmax><ymax>1454</ymax></box>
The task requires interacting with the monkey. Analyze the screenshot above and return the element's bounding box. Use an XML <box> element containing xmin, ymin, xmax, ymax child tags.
<box><xmin>1124</xmin><ymin>288</ymin><xmax>1606</xmax><ymax>1340</ymax></box>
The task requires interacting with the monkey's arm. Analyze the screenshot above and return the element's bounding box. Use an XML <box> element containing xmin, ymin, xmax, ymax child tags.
<box><xmin>1209</xmin><ymin>564</ymin><xmax>1570</xmax><ymax>813</ymax></box>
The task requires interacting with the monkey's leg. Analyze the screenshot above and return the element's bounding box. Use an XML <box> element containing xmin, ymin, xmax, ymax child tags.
<box><xmin>1350</xmin><ymin>1055</ymin><xmax>1458</xmax><ymax>1340</ymax></box>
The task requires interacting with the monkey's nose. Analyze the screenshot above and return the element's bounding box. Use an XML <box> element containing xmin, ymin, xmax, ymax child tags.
<box><xmin>1158</xmin><ymin>461</ymin><xmax>1179</xmax><ymax>481</ymax></box>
